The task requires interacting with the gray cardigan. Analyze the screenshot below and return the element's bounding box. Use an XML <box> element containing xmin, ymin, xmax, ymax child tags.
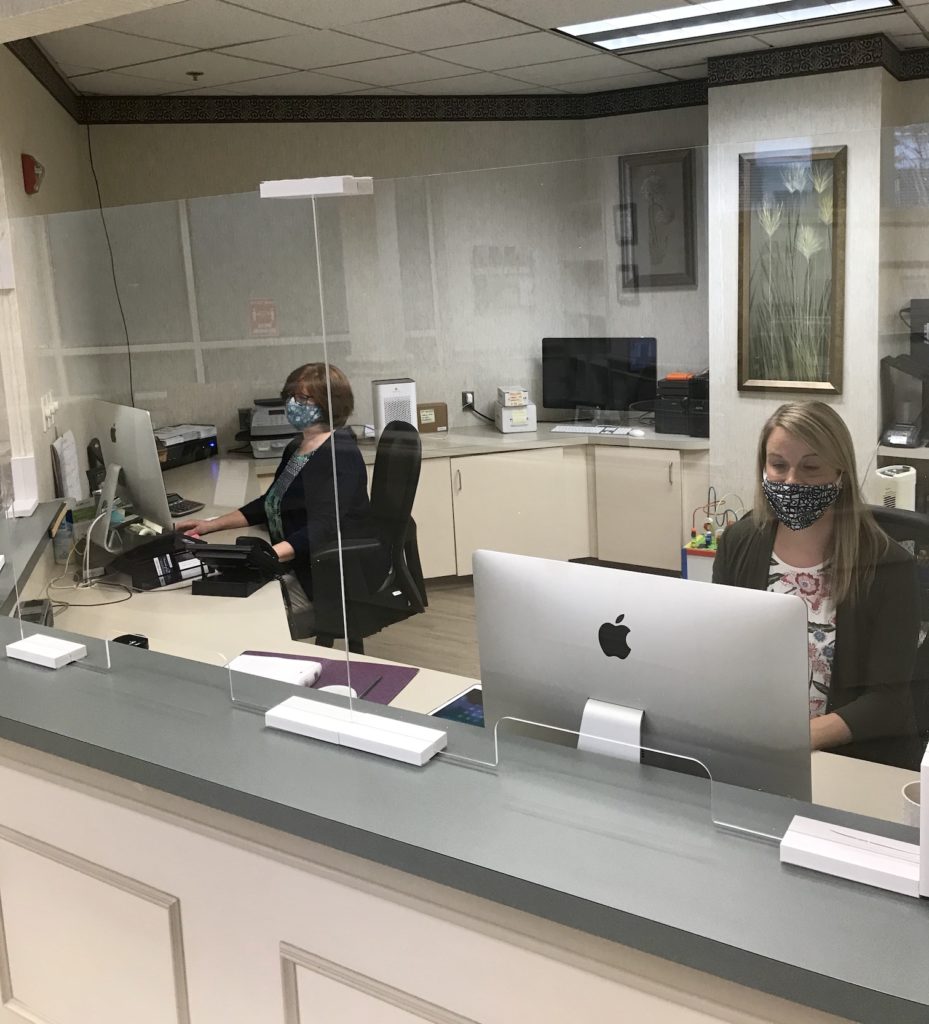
<box><xmin>712</xmin><ymin>514</ymin><xmax>921</xmax><ymax>768</ymax></box>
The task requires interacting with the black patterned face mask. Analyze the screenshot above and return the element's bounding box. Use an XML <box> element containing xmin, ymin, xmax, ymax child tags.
<box><xmin>762</xmin><ymin>475</ymin><xmax>841</xmax><ymax>531</ymax></box>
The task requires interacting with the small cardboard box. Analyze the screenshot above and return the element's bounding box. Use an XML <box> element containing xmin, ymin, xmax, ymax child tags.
<box><xmin>417</xmin><ymin>402</ymin><xmax>448</xmax><ymax>433</ymax></box>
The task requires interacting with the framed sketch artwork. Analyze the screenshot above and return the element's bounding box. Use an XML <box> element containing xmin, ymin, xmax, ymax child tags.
<box><xmin>619</xmin><ymin>149</ymin><xmax>696</xmax><ymax>289</ymax></box>
<box><xmin>738</xmin><ymin>146</ymin><xmax>847</xmax><ymax>393</ymax></box>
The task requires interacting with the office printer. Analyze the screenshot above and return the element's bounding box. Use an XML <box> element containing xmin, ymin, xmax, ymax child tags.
<box><xmin>249</xmin><ymin>398</ymin><xmax>300</xmax><ymax>459</ymax></box>
<box><xmin>153</xmin><ymin>423</ymin><xmax>218</xmax><ymax>470</ymax></box>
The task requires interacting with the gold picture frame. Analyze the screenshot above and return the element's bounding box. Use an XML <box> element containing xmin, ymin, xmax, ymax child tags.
<box><xmin>738</xmin><ymin>145</ymin><xmax>847</xmax><ymax>393</ymax></box>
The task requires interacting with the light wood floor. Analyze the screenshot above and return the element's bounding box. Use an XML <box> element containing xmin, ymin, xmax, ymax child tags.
<box><xmin>361</xmin><ymin>578</ymin><xmax>481</xmax><ymax>681</ymax></box>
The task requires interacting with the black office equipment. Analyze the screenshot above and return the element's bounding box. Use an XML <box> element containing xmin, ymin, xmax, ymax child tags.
<box><xmin>111</xmin><ymin>531</ymin><xmax>208</xmax><ymax>591</ymax></box>
<box><xmin>185</xmin><ymin>536</ymin><xmax>282</xmax><ymax>598</ymax></box>
<box><xmin>655</xmin><ymin>374</ymin><xmax>709</xmax><ymax>437</ymax></box>
<box><xmin>281</xmin><ymin>420</ymin><xmax>428</xmax><ymax>654</ymax></box>
<box><xmin>880</xmin><ymin>354</ymin><xmax>929</xmax><ymax>447</ymax></box>
<box><xmin>542</xmin><ymin>338</ymin><xmax>657</xmax><ymax>413</ymax></box>
<box><xmin>868</xmin><ymin>505</ymin><xmax>929</xmax><ymax>763</ymax></box>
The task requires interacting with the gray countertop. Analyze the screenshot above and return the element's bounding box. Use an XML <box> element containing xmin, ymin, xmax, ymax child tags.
<box><xmin>0</xmin><ymin>615</ymin><xmax>925</xmax><ymax>1024</ymax></box>
<box><xmin>354</xmin><ymin>423</ymin><xmax>710</xmax><ymax>464</ymax></box>
<box><xmin>0</xmin><ymin>501</ymin><xmax>64</xmax><ymax>615</ymax></box>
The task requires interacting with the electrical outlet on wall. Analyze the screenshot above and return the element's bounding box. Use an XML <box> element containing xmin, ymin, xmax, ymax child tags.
<box><xmin>461</xmin><ymin>391</ymin><xmax>474</xmax><ymax>410</ymax></box>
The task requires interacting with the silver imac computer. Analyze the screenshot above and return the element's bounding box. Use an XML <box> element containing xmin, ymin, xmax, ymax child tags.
<box><xmin>474</xmin><ymin>550</ymin><xmax>811</xmax><ymax>800</ymax></box>
<box><xmin>90</xmin><ymin>401</ymin><xmax>173</xmax><ymax>529</ymax></box>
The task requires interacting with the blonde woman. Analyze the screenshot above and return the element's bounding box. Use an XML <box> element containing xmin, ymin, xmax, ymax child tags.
<box><xmin>713</xmin><ymin>401</ymin><xmax>920</xmax><ymax>766</ymax></box>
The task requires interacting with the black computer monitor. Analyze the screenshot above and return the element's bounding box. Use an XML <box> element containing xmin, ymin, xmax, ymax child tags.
<box><xmin>542</xmin><ymin>337</ymin><xmax>657</xmax><ymax>411</ymax></box>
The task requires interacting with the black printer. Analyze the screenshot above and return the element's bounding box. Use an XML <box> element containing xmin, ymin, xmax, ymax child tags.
<box><xmin>655</xmin><ymin>373</ymin><xmax>709</xmax><ymax>437</ymax></box>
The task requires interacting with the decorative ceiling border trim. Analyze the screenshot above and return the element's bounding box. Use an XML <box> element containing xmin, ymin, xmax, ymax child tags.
<box><xmin>4</xmin><ymin>37</ymin><xmax>82</xmax><ymax>120</ymax></box>
<box><xmin>79</xmin><ymin>79</ymin><xmax>708</xmax><ymax>124</ymax></box>
<box><xmin>8</xmin><ymin>29</ymin><xmax>929</xmax><ymax>126</ymax></box>
<box><xmin>707</xmin><ymin>32</ymin><xmax>912</xmax><ymax>86</ymax></box>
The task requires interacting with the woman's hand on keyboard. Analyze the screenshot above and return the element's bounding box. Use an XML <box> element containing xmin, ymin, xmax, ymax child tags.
<box><xmin>175</xmin><ymin>518</ymin><xmax>215</xmax><ymax>537</ymax></box>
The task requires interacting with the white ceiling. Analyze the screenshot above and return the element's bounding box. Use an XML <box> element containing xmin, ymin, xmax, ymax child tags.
<box><xmin>31</xmin><ymin>0</ymin><xmax>929</xmax><ymax>98</ymax></box>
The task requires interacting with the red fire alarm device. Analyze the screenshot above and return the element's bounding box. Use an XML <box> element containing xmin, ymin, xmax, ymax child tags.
<box><xmin>21</xmin><ymin>154</ymin><xmax>45</xmax><ymax>195</ymax></box>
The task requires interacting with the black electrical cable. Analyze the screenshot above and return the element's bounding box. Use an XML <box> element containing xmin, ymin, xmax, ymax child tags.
<box><xmin>466</xmin><ymin>406</ymin><xmax>495</xmax><ymax>425</ymax></box>
<box><xmin>86</xmin><ymin>124</ymin><xmax>136</xmax><ymax>407</ymax></box>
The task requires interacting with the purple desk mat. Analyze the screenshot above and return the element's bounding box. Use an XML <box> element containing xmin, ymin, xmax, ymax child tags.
<box><xmin>242</xmin><ymin>650</ymin><xmax>418</xmax><ymax>705</ymax></box>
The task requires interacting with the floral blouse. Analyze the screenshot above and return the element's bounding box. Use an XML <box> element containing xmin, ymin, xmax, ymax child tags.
<box><xmin>768</xmin><ymin>554</ymin><xmax>837</xmax><ymax>719</ymax></box>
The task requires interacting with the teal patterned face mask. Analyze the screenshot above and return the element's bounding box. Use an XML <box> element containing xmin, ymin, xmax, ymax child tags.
<box><xmin>285</xmin><ymin>397</ymin><xmax>324</xmax><ymax>430</ymax></box>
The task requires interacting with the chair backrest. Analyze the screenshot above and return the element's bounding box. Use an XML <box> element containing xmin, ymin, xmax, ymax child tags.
<box><xmin>869</xmin><ymin>505</ymin><xmax>929</xmax><ymax>742</ymax></box>
<box><xmin>369</xmin><ymin>420</ymin><xmax>422</xmax><ymax>541</ymax></box>
<box><xmin>869</xmin><ymin>505</ymin><xmax>929</xmax><ymax>548</ymax></box>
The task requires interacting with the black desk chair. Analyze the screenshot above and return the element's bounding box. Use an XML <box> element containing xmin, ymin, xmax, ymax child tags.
<box><xmin>869</xmin><ymin>505</ymin><xmax>929</xmax><ymax>750</ymax></box>
<box><xmin>282</xmin><ymin>420</ymin><xmax>428</xmax><ymax>654</ymax></box>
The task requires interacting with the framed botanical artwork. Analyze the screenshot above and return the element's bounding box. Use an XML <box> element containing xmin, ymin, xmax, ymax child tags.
<box><xmin>738</xmin><ymin>145</ymin><xmax>847</xmax><ymax>393</ymax></box>
<box><xmin>619</xmin><ymin>149</ymin><xmax>696</xmax><ymax>289</ymax></box>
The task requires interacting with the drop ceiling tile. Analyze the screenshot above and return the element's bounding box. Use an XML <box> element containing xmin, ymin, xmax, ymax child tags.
<box><xmin>900</xmin><ymin>4</ymin><xmax>929</xmax><ymax>28</ymax></box>
<box><xmin>425</xmin><ymin>31</ymin><xmax>598</xmax><ymax>70</ymax></box>
<box><xmin>662</xmin><ymin>62</ymin><xmax>709</xmax><ymax>79</ymax></box>
<box><xmin>392</xmin><ymin>71</ymin><xmax>534</xmax><ymax>93</ymax></box>
<box><xmin>342</xmin><ymin>85</ymin><xmax>412</xmax><ymax>94</ymax></box>
<box><xmin>505</xmin><ymin>84</ymin><xmax>570</xmax><ymax>92</ymax></box>
<box><xmin>219</xmin><ymin>29</ymin><xmax>405</xmax><ymax>69</ymax></box>
<box><xmin>502</xmin><ymin>53</ymin><xmax>642</xmax><ymax>85</ymax></box>
<box><xmin>57</xmin><ymin>61</ymin><xmax>102</xmax><ymax>77</ymax></box>
<box><xmin>557</xmin><ymin>70</ymin><xmax>676</xmax><ymax>91</ymax></box>
<box><xmin>69</xmin><ymin>69</ymin><xmax>184</xmax><ymax>94</ymax></box>
<box><xmin>340</xmin><ymin>3</ymin><xmax>534</xmax><ymax>50</ymax></box>
<box><xmin>891</xmin><ymin>31</ymin><xmax>929</xmax><ymax>47</ymax></box>
<box><xmin>36</xmin><ymin>25</ymin><xmax>195</xmax><ymax>71</ymax></box>
<box><xmin>475</xmin><ymin>0</ymin><xmax>681</xmax><ymax>26</ymax></box>
<box><xmin>756</xmin><ymin>11</ymin><xmax>916</xmax><ymax>46</ymax></box>
<box><xmin>325</xmin><ymin>52</ymin><xmax>478</xmax><ymax>86</ymax></box>
<box><xmin>96</xmin><ymin>0</ymin><xmax>294</xmax><ymax>48</ymax></box>
<box><xmin>626</xmin><ymin>35</ymin><xmax>769</xmax><ymax>69</ymax></box>
<box><xmin>221</xmin><ymin>69</ymin><xmax>371</xmax><ymax>92</ymax></box>
<box><xmin>226</xmin><ymin>0</ymin><xmax>450</xmax><ymax>29</ymax></box>
<box><xmin>116</xmin><ymin>50</ymin><xmax>289</xmax><ymax>86</ymax></box>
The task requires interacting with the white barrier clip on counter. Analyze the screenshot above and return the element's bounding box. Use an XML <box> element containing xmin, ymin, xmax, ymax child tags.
<box><xmin>781</xmin><ymin>741</ymin><xmax>928</xmax><ymax>898</ymax></box>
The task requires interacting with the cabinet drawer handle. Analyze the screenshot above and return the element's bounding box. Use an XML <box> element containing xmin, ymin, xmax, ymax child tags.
<box><xmin>668</xmin><ymin>461</ymin><xmax>673</xmax><ymax>485</ymax></box>
<box><xmin>456</xmin><ymin>468</ymin><xmax>462</xmax><ymax>492</ymax></box>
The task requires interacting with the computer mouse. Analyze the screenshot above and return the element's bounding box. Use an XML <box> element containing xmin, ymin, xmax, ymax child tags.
<box><xmin>629</xmin><ymin>428</ymin><xmax>646</xmax><ymax>437</ymax></box>
<box><xmin>317</xmin><ymin>684</ymin><xmax>358</xmax><ymax>699</ymax></box>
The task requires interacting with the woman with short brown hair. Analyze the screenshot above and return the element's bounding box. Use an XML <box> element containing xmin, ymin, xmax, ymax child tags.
<box><xmin>177</xmin><ymin>363</ymin><xmax>371</xmax><ymax>625</ymax></box>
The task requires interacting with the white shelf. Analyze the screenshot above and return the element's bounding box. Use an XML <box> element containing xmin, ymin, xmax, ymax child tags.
<box><xmin>878</xmin><ymin>446</ymin><xmax>929</xmax><ymax>461</ymax></box>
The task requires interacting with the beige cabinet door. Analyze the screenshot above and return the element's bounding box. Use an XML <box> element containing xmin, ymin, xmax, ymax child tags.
<box><xmin>411</xmin><ymin>458</ymin><xmax>457</xmax><ymax>578</ymax></box>
<box><xmin>595</xmin><ymin>447</ymin><xmax>682</xmax><ymax>571</ymax></box>
<box><xmin>451</xmin><ymin>447</ymin><xmax>590</xmax><ymax>576</ymax></box>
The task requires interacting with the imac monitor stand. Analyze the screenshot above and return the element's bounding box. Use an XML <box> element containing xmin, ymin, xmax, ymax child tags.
<box><xmin>474</xmin><ymin>550</ymin><xmax>811</xmax><ymax>800</ymax></box>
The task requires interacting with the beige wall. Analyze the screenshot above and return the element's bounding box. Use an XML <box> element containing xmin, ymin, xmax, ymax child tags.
<box><xmin>87</xmin><ymin>108</ymin><xmax>706</xmax><ymax>207</ymax></box>
<box><xmin>707</xmin><ymin>68</ymin><xmax>886</xmax><ymax>502</ymax></box>
<box><xmin>57</xmin><ymin>110</ymin><xmax>710</xmax><ymax>450</ymax></box>
<box><xmin>0</xmin><ymin>43</ymin><xmax>117</xmax><ymax>505</ymax></box>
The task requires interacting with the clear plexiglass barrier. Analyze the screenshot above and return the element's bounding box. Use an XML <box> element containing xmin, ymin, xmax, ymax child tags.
<box><xmin>4</xmin><ymin>123</ymin><xmax>928</xmax><ymax>840</ymax></box>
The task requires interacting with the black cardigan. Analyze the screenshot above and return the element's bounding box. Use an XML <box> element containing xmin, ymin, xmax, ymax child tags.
<box><xmin>713</xmin><ymin>514</ymin><xmax>921</xmax><ymax>767</ymax></box>
<box><xmin>239</xmin><ymin>430</ymin><xmax>371</xmax><ymax>599</ymax></box>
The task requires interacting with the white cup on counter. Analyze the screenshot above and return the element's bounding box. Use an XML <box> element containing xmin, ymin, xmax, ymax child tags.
<box><xmin>902</xmin><ymin>781</ymin><xmax>920</xmax><ymax>828</ymax></box>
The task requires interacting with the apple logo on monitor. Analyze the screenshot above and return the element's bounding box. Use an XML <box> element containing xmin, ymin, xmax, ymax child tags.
<box><xmin>599</xmin><ymin>614</ymin><xmax>631</xmax><ymax>659</ymax></box>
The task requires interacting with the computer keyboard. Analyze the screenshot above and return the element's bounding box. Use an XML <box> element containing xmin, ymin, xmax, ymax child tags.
<box><xmin>166</xmin><ymin>493</ymin><xmax>205</xmax><ymax>518</ymax></box>
<box><xmin>550</xmin><ymin>424</ymin><xmax>635</xmax><ymax>435</ymax></box>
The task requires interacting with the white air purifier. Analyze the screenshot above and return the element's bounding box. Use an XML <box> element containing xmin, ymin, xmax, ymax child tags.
<box><xmin>372</xmin><ymin>378</ymin><xmax>417</xmax><ymax>438</ymax></box>
<box><xmin>869</xmin><ymin>465</ymin><xmax>917</xmax><ymax>511</ymax></box>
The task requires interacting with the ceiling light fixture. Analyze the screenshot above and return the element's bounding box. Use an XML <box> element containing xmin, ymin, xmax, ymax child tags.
<box><xmin>559</xmin><ymin>0</ymin><xmax>895</xmax><ymax>52</ymax></box>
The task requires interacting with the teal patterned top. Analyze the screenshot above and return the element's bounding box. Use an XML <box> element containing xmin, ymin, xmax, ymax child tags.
<box><xmin>264</xmin><ymin>450</ymin><xmax>312</xmax><ymax>544</ymax></box>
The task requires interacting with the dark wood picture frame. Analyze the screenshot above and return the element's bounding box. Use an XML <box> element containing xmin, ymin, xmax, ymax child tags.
<box><xmin>619</xmin><ymin>148</ymin><xmax>696</xmax><ymax>289</ymax></box>
<box><xmin>737</xmin><ymin>145</ymin><xmax>847</xmax><ymax>394</ymax></box>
